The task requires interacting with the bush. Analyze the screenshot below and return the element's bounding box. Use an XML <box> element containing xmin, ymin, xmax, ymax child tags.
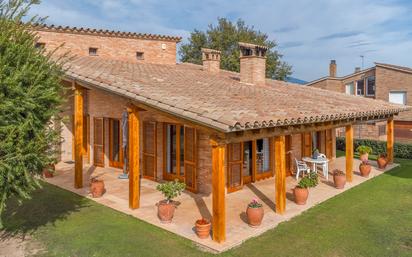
<box><xmin>297</xmin><ymin>172</ymin><xmax>318</xmax><ymax>188</ymax></box>
<box><xmin>156</xmin><ymin>180</ymin><xmax>186</xmax><ymax>203</ymax></box>
<box><xmin>336</xmin><ymin>137</ymin><xmax>412</xmax><ymax>159</ymax></box>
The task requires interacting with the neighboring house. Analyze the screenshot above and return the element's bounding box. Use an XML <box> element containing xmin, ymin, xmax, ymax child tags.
<box><xmin>306</xmin><ymin>60</ymin><xmax>412</xmax><ymax>143</ymax></box>
<box><xmin>34</xmin><ymin>24</ymin><xmax>408</xmax><ymax>243</ymax></box>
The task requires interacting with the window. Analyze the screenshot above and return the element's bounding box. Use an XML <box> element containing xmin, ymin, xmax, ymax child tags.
<box><xmin>165</xmin><ymin>124</ymin><xmax>181</xmax><ymax>176</ymax></box>
<box><xmin>89</xmin><ymin>47</ymin><xmax>98</xmax><ymax>56</ymax></box>
<box><xmin>356</xmin><ymin>79</ymin><xmax>365</xmax><ymax>95</ymax></box>
<box><xmin>136</xmin><ymin>51</ymin><xmax>144</xmax><ymax>60</ymax></box>
<box><xmin>345</xmin><ymin>82</ymin><xmax>355</xmax><ymax>95</ymax></box>
<box><xmin>256</xmin><ymin>138</ymin><xmax>271</xmax><ymax>174</ymax></box>
<box><xmin>366</xmin><ymin>76</ymin><xmax>375</xmax><ymax>96</ymax></box>
<box><xmin>35</xmin><ymin>42</ymin><xmax>45</xmax><ymax>49</ymax></box>
<box><xmin>389</xmin><ymin>91</ymin><xmax>407</xmax><ymax>105</ymax></box>
<box><xmin>378</xmin><ymin>125</ymin><xmax>386</xmax><ymax>136</ymax></box>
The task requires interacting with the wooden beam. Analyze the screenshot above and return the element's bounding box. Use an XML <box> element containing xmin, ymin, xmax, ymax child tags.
<box><xmin>274</xmin><ymin>135</ymin><xmax>286</xmax><ymax>214</ymax></box>
<box><xmin>211</xmin><ymin>140</ymin><xmax>226</xmax><ymax>243</ymax></box>
<box><xmin>387</xmin><ymin>117</ymin><xmax>394</xmax><ymax>164</ymax></box>
<box><xmin>345</xmin><ymin>125</ymin><xmax>354</xmax><ymax>182</ymax></box>
<box><xmin>128</xmin><ymin>105</ymin><xmax>140</xmax><ymax>209</ymax></box>
<box><xmin>74</xmin><ymin>83</ymin><xmax>84</xmax><ymax>188</ymax></box>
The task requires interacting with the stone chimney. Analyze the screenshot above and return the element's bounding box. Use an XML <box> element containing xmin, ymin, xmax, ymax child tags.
<box><xmin>329</xmin><ymin>60</ymin><xmax>337</xmax><ymax>77</ymax></box>
<box><xmin>239</xmin><ymin>42</ymin><xmax>268</xmax><ymax>85</ymax></box>
<box><xmin>354</xmin><ymin>67</ymin><xmax>361</xmax><ymax>73</ymax></box>
<box><xmin>202</xmin><ymin>48</ymin><xmax>221</xmax><ymax>73</ymax></box>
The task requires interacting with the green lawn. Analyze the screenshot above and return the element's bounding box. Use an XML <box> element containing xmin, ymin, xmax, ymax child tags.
<box><xmin>2</xmin><ymin>159</ymin><xmax>412</xmax><ymax>257</ymax></box>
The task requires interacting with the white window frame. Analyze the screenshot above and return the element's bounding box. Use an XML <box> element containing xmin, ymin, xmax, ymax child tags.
<box><xmin>366</xmin><ymin>76</ymin><xmax>376</xmax><ymax>96</ymax></box>
<box><xmin>345</xmin><ymin>82</ymin><xmax>355</xmax><ymax>95</ymax></box>
<box><xmin>356</xmin><ymin>79</ymin><xmax>365</xmax><ymax>96</ymax></box>
<box><xmin>389</xmin><ymin>91</ymin><xmax>407</xmax><ymax>105</ymax></box>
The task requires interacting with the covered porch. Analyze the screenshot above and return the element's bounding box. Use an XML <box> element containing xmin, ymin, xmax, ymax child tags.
<box><xmin>47</xmin><ymin>156</ymin><xmax>397</xmax><ymax>252</ymax></box>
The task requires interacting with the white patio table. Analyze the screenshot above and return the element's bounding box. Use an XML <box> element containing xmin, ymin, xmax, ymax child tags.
<box><xmin>302</xmin><ymin>156</ymin><xmax>329</xmax><ymax>179</ymax></box>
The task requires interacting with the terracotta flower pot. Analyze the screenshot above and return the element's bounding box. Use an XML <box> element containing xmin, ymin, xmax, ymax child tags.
<box><xmin>359</xmin><ymin>164</ymin><xmax>372</xmax><ymax>177</ymax></box>
<box><xmin>333</xmin><ymin>174</ymin><xmax>346</xmax><ymax>189</ymax></box>
<box><xmin>157</xmin><ymin>200</ymin><xmax>176</xmax><ymax>223</ymax></box>
<box><xmin>246</xmin><ymin>206</ymin><xmax>264</xmax><ymax>227</ymax></box>
<box><xmin>377</xmin><ymin>157</ymin><xmax>388</xmax><ymax>169</ymax></box>
<box><xmin>294</xmin><ymin>187</ymin><xmax>309</xmax><ymax>205</ymax></box>
<box><xmin>42</xmin><ymin>164</ymin><xmax>55</xmax><ymax>178</ymax></box>
<box><xmin>360</xmin><ymin>153</ymin><xmax>369</xmax><ymax>162</ymax></box>
<box><xmin>90</xmin><ymin>179</ymin><xmax>105</xmax><ymax>198</ymax></box>
<box><xmin>195</xmin><ymin>219</ymin><xmax>211</xmax><ymax>239</ymax></box>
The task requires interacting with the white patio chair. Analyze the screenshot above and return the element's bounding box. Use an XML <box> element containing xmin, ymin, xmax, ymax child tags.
<box><xmin>316</xmin><ymin>153</ymin><xmax>329</xmax><ymax>180</ymax></box>
<box><xmin>295</xmin><ymin>158</ymin><xmax>310</xmax><ymax>180</ymax></box>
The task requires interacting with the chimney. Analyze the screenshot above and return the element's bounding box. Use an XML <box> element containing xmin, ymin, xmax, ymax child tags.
<box><xmin>202</xmin><ymin>48</ymin><xmax>221</xmax><ymax>73</ymax></box>
<box><xmin>354</xmin><ymin>67</ymin><xmax>361</xmax><ymax>73</ymax></box>
<box><xmin>239</xmin><ymin>42</ymin><xmax>268</xmax><ymax>85</ymax></box>
<box><xmin>329</xmin><ymin>60</ymin><xmax>337</xmax><ymax>77</ymax></box>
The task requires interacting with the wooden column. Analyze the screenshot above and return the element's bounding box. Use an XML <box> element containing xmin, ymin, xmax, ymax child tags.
<box><xmin>74</xmin><ymin>83</ymin><xmax>84</xmax><ymax>189</ymax></box>
<box><xmin>211</xmin><ymin>140</ymin><xmax>226</xmax><ymax>243</ymax></box>
<box><xmin>274</xmin><ymin>135</ymin><xmax>286</xmax><ymax>214</ymax></box>
<box><xmin>128</xmin><ymin>106</ymin><xmax>140</xmax><ymax>209</ymax></box>
<box><xmin>387</xmin><ymin>117</ymin><xmax>394</xmax><ymax>164</ymax></box>
<box><xmin>345</xmin><ymin>125</ymin><xmax>354</xmax><ymax>182</ymax></box>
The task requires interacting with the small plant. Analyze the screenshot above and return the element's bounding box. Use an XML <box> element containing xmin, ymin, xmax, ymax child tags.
<box><xmin>360</xmin><ymin>160</ymin><xmax>370</xmax><ymax>166</ymax></box>
<box><xmin>248</xmin><ymin>199</ymin><xmax>263</xmax><ymax>208</ymax></box>
<box><xmin>156</xmin><ymin>179</ymin><xmax>186</xmax><ymax>203</ymax></box>
<box><xmin>333</xmin><ymin>169</ymin><xmax>345</xmax><ymax>176</ymax></box>
<box><xmin>356</xmin><ymin>145</ymin><xmax>372</xmax><ymax>155</ymax></box>
<box><xmin>312</xmin><ymin>148</ymin><xmax>319</xmax><ymax>154</ymax></box>
<box><xmin>379</xmin><ymin>152</ymin><xmax>387</xmax><ymax>158</ymax></box>
<box><xmin>297</xmin><ymin>172</ymin><xmax>318</xmax><ymax>188</ymax></box>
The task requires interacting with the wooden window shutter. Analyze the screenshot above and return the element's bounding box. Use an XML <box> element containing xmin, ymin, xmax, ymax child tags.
<box><xmin>227</xmin><ymin>143</ymin><xmax>243</xmax><ymax>192</ymax></box>
<box><xmin>184</xmin><ymin>127</ymin><xmax>197</xmax><ymax>192</ymax></box>
<box><xmin>143</xmin><ymin>121</ymin><xmax>157</xmax><ymax>180</ymax></box>
<box><xmin>325</xmin><ymin>129</ymin><xmax>333</xmax><ymax>158</ymax></box>
<box><xmin>301</xmin><ymin>132</ymin><xmax>312</xmax><ymax>157</ymax></box>
<box><xmin>93</xmin><ymin>117</ymin><xmax>105</xmax><ymax>167</ymax></box>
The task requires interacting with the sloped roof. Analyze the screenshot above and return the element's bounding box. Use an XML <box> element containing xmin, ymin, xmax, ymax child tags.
<box><xmin>32</xmin><ymin>24</ymin><xmax>182</xmax><ymax>42</ymax></box>
<box><xmin>64</xmin><ymin>57</ymin><xmax>409</xmax><ymax>132</ymax></box>
<box><xmin>375</xmin><ymin>63</ymin><xmax>412</xmax><ymax>74</ymax></box>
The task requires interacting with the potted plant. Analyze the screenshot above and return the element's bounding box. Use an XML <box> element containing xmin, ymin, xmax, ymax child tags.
<box><xmin>90</xmin><ymin>178</ymin><xmax>105</xmax><ymax>198</ymax></box>
<box><xmin>195</xmin><ymin>218</ymin><xmax>211</xmax><ymax>239</ymax></box>
<box><xmin>246</xmin><ymin>199</ymin><xmax>264</xmax><ymax>227</ymax></box>
<box><xmin>356</xmin><ymin>145</ymin><xmax>372</xmax><ymax>162</ymax></box>
<box><xmin>156</xmin><ymin>180</ymin><xmax>186</xmax><ymax>223</ymax></box>
<box><xmin>42</xmin><ymin>163</ymin><xmax>55</xmax><ymax>178</ymax></box>
<box><xmin>359</xmin><ymin>160</ymin><xmax>372</xmax><ymax>177</ymax></box>
<box><xmin>332</xmin><ymin>169</ymin><xmax>346</xmax><ymax>189</ymax></box>
<box><xmin>294</xmin><ymin>171</ymin><xmax>318</xmax><ymax>205</ymax></box>
<box><xmin>312</xmin><ymin>148</ymin><xmax>320</xmax><ymax>159</ymax></box>
<box><xmin>377</xmin><ymin>153</ymin><xmax>388</xmax><ymax>169</ymax></box>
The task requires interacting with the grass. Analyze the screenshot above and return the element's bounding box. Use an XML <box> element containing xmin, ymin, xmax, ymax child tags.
<box><xmin>2</xmin><ymin>159</ymin><xmax>412</xmax><ymax>257</ymax></box>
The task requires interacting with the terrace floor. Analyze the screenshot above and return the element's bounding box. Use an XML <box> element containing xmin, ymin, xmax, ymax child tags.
<box><xmin>45</xmin><ymin>157</ymin><xmax>397</xmax><ymax>253</ymax></box>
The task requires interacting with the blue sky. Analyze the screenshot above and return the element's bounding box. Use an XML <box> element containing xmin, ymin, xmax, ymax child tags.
<box><xmin>30</xmin><ymin>0</ymin><xmax>412</xmax><ymax>81</ymax></box>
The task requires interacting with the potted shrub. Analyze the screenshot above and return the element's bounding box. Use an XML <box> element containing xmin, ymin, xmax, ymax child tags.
<box><xmin>90</xmin><ymin>178</ymin><xmax>105</xmax><ymax>198</ymax></box>
<box><xmin>195</xmin><ymin>218</ymin><xmax>211</xmax><ymax>239</ymax></box>
<box><xmin>156</xmin><ymin>180</ymin><xmax>186</xmax><ymax>223</ymax></box>
<box><xmin>246</xmin><ymin>199</ymin><xmax>264</xmax><ymax>227</ymax></box>
<box><xmin>356</xmin><ymin>145</ymin><xmax>372</xmax><ymax>162</ymax></box>
<box><xmin>377</xmin><ymin>153</ymin><xmax>388</xmax><ymax>169</ymax></box>
<box><xmin>332</xmin><ymin>169</ymin><xmax>346</xmax><ymax>189</ymax></box>
<box><xmin>294</xmin><ymin>171</ymin><xmax>318</xmax><ymax>205</ymax></box>
<box><xmin>359</xmin><ymin>160</ymin><xmax>372</xmax><ymax>177</ymax></box>
<box><xmin>42</xmin><ymin>163</ymin><xmax>55</xmax><ymax>178</ymax></box>
<box><xmin>312</xmin><ymin>148</ymin><xmax>320</xmax><ymax>159</ymax></box>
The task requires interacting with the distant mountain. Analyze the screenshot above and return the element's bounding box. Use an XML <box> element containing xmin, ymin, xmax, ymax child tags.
<box><xmin>286</xmin><ymin>77</ymin><xmax>307</xmax><ymax>85</ymax></box>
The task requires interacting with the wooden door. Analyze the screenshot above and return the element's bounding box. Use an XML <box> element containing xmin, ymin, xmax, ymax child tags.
<box><xmin>93</xmin><ymin>117</ymin><xmax>104</xmax><ymax>167</ymax></box>
<box><xmin>184</xmin><ymin>127</ymin><xmax>197</xmax><ymax>192</ymax></box>
<box><xmin>143</xmin><ymin>121</ymin><xmax>157</xmax><ymax>180</ymax></box>
<box><xmin>227</xmin><ymin>143</ymin><xmax>243</xmax><ymax>193</ymax></box>
<box><xmin>254</xmin><ymin>138</ymin><xmax>273</xmax><ymax>181</ymax></box>
<box><xmin>109</xmin><ymin>118</ymin><xmax>123</xmax><ymax>168</ymax></box>
<box><xmin>325</xmin><ymin>129</ymin><xmax>333</xmax><ymax>158</ymax></box>
<box><xmin>301</xmin><ymin>132</ymin><xmax>312</xmax><ymax>157</ymax></box>
<box><xmin>285</xmin><ymin>135</ymin><xmax>292</xmax><ymax>176</ymax></box>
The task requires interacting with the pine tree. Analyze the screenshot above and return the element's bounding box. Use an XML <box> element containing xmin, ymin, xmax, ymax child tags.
<box><xmin>179</xmin><ymin>18</ymin><xmax>292</xmax><ymax>81</ymax></box>
<box><xmin>0</xmin><ymin>0</ymin><xmax>63</xmax><ymax>228</ymax></box>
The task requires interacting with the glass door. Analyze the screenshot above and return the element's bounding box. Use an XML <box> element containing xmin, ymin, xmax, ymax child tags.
<box><xmin>255</xmin><ymin>138</ymin><xmax>272</xmax><ymax>180</ymax></box>
<box><xmin>109</xmin><ymin>118</ymin><xmax>123</xmax><ymax>168</ymax></box>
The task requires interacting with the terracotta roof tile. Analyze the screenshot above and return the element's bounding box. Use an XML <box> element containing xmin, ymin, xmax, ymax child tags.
<box><xmin>64</xmin><ymin>57</ymin><xmax>410</xmax><ymax>132</ymax></box>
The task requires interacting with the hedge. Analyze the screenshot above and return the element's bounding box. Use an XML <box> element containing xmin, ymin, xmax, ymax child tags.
<box><xmin>336</xmin><ymin>137</ymin><xmax>412</xmax><ymax>159</ymax></box>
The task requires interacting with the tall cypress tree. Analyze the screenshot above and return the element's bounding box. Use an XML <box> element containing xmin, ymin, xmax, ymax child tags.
<box><xmin>0</xmin><ymin>0</ymin><xmax>63</xmax><ymax>227</ymax></box>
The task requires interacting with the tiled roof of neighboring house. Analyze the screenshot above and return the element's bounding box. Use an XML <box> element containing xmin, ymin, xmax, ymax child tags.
<box><xmin>375</xmin><ymin>63</ymin><xmax>412</xmax><ymax>74</ymax></box>
<box><xmin>32</xmin><ymin>24</ymin><xmax>182</xmax><ymax>42</ymax></box>
<box><xmin>305</xmin><ymin>67</ymin><xmax>375</xmax><ymax>86</ymax></box>
<box><xmin>64</xmin><ymin>57</ymin><xmax>409</xmax><ymax>132</ymax></box>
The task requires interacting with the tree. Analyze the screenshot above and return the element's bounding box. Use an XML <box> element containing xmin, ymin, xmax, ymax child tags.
<box><xmin>0</xmin><ymin>0</ymin><xmax>63</xmax><ymax>228</ymax></box>
<box><xmin>179</xmin><ymin>18</ymin><xmax>292</xmax><ymax>80</ymax></box>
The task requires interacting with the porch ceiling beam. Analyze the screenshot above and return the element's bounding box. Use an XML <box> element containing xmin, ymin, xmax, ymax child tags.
<box><xmin>274</xmin><ymin>135</ymin><xmax>286</xmax><ymax>214</ymax></box>
<box><xmin>128</xmin><ymin>105</ymin><xmax>141</xmax><ymax>209</ymax></box>
<box><xmin>211</xmin><ymin>139</ymin><xmax>226</xmax><ymax>243</ymax></box>
<box><xmin>345</xmin><ymin>125</ymin><xmax>354</xmax><ymax>182</ymax></box>
<box><xmin>387</xmin><ymin>117</ymin><xmax>394</xmax><ymax>164</ymax></box>
<box><xmin>74</xmin><ymin>82</ymin><xmax>84</xmax><ymax>188</ymax></box>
